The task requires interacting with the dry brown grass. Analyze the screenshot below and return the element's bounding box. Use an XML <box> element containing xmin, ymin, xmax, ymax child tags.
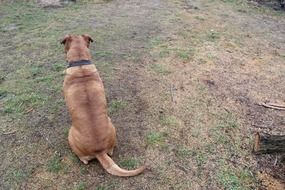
<box><xmin>1</xmin><ymin>0</ymin><xmax>285</xmax><ymax>189</ymax></box>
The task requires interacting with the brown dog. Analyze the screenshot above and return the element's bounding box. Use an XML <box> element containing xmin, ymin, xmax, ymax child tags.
<box><xmin>61</xmin><ymin>34</ymin><xmax>145</xmax><ymax>176</ymax></box>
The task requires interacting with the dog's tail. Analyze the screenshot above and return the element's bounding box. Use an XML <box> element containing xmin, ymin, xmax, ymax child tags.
<box><xmin>96</xmin><ymin>153</ymin><xmax>145</xmax><ymax>177</ymax></box>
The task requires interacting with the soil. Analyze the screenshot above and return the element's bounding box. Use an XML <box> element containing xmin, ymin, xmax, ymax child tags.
<box><xmin>1</xmin><ymin>0</ymin><xmax>285</xmax><ymax>189</ymax></box>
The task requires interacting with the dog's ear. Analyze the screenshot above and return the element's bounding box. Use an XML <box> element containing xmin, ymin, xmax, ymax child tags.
<box><xmin>60</xmin><ymin>34</ymin><xmax>71</xmax><ymax>45</ymax></box>
<box><xmin>82</xmin><ymin>34</ymin><xmax>94</xmax><ymax>44</ymax></box>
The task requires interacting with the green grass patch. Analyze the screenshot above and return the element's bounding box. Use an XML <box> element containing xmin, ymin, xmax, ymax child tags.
<box><xmin>159</xmin><ymin>48</ymin><xmax>170</xmax><ymax>58</ymax></box>
<box><xmin>108</xmin><ymin>99</ymin><xmax>127</xmax><ymax>114</ymax></box>
<box><xmin>94</xmin><ymin>51</ymin><xmax>113</xmax><ymax>59</ymax></box>
<box><xmin>95</xmin><ymin>181</ymin><xmax>118</xmax><ymax>190</ymax></box>
<box><xmin>52</xmin><ymin>63</ymin><xmax>65</xmax><ymax>72</ymax></box>
<box><xmin>157</xmin><ymin>46</ymin><xmax>193</xmax><ymax>60</ymax></box>
<box><xmin>146</xmin><ymin>132</ymin><xmax>165</xmax><ymax>145</ymax></box>
<box><xmin>175</xmin><ymin>147</ymin><xmax>193</xmax><ymax>158</ymax></box>
<box><xmin>96</xmin><ymin>61</ymin><xmax>115</xmax><ymax>78</ymax></box>
<box><xmin>119</xmin><ymin>158</ymin><xmax>139</xmax><ymax>169</ymax></box>
<box><xmin>159</xmin><ymin>115</ymin><xmax>179</xmax><ymax>127</ymax></box>
<box><xmin>150</xmin><ymin>63</ymin><xmax>170</xmax><ymax>75</ymax></box>
<box><xmin>64</xmin><ymin>128</ymin><xmax>69</xmax><ymax>138</ymax></box>
<box><xmin>29</xmin><ymin>67</ymin><xmax>43</xmax><ymax>76</ymax></box>
<box><xmin>148</xmin><ymin>37</ymin><xmax>164</xmax><ymax>48</ymax></box>
<box><xmin>210</xmin><ymin>112</ymin><xmax>240</xmax><ymax>145</ymax></box>
<box><xmin>194</xmin><ymin>16</ymin><xmax>205</xmax><ymax>21</ymax></box>
<box><xmin>195</xmin><ymin>151</ymin><xmax>208</xmax><ymax>167</ymax></box>
<box><xmin>219</xmin><ymin>112</ymin><xmax>239</xmax><ymax>129</ymax></box>
<box><xmin>96</xmin><ymin>186</ymin><xmax>110</xmax><ymax>190</ymax></box>
<box><xmin>206</xmin><ymin>31</ymin><xmax>221</xmax><ymax>42</ymax></box>
<box><xmin>219</xmin><ymin>168</ymin><xmax>242</xmax><ymax>190</ymax></box>
<box><xmin>218</xmin><ymin>164</ymin><xmax>254</xmax><ymax>190</ymax></box>
<box><xmin>175</xmin><ymin>49</ymin><xmax>191</xmax><ymax>60</ymax></box>
<box><xmin>69</xmin><ymin>153</ymin><xmax>80</xmax><ymax>164</ymax></box>
<box><xmin>3</xmin><ymin>93</ymin><xmax>48</xmax><ymax>114</ymax></box>
<box><xmin>5</xmin><ymin>169</ymin><xmax>29</xmax><ymax>183</ymax></box>
<box><xmin>34</xmin><ymin>75</ymin><xmax>56</xmax><ymax>83</ymax></box>
<box><xmin>47</xmin><ymin>154</ymin><xmax>64</xmax><ymax>173</ymax></box>
<box><xmin>1</xmin><ymin>168</ymin><xmax>32</xmax><ymax>189</ymax></box>
<box><xmin>74</xmin><ymin>182</ymin><xmax>87</xmax><ymax>190</ymax></box>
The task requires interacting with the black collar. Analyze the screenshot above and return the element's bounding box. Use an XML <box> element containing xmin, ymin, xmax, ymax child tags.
<box><xmin>68</xmin><ymin>60</ymin><xmax>92</xmax><ymax>68</ymax></box>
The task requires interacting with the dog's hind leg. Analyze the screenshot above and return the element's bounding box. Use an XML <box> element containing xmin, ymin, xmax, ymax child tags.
<box><xmin>107</xmin><ymin>119</ymin><xmax>116</xmax><ymax>157</ymax></box>
<box><xmin>80</xmin><ymin>158</ymin><xmax>89</xmax><ymax>165</ymax></box>
<box><xmin>108</xmin><ymin>147</ymin><xmax>114</xmax><ymax>156</ymax></box>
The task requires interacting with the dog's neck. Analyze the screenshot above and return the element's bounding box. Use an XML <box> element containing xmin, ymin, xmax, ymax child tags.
<box><xmin>66</xmin><ymin>45</ymin><xmax>91</xmax><ymax>63</ymax></box>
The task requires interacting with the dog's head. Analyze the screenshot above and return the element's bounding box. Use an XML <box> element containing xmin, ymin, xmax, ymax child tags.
<box><xmin>60</xmin><ymin>34</ymin><xmax>94</xmax><ymax>53</ymax></box>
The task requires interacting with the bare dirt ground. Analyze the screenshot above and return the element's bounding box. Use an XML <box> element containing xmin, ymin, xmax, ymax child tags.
<box><xmin>0</xmin><ymin>0</ymin><xmax>285</xmax><ymax>189</ymax></box>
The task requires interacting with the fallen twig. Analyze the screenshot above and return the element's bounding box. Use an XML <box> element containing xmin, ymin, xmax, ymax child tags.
<box><xmin>25</xmin><ymin>107</ymin><xmax>34</xmax><ymax>113</ymax></box>
<box><xmin>260</xmin><ymin>103</ymin><xmax>285</xmax><ymax>110</ymax></box>
<box><xmin>266</xmin><ymin>103</ymin><xmax>285</xmax><ymax>108</ymax></box>
<box><xmin>2</xmin><ymin>130</ymin><xmax>17</xmax><ymax>135</ymax></box>
<box><xmin>274</xmin><ymin>155</ymin><xmax>278</xmax><ymax>166</ymax></box>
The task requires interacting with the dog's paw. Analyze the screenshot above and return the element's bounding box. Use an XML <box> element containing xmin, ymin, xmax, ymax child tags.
<box><xmin>80</xmin><ymin>159</ymin><xmax>88</xmax><ymax>165</ymax></box>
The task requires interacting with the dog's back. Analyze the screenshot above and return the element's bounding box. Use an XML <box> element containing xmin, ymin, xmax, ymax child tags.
<box><xmin>64</xmin><ymin>65</ymin><xmax>112</xmax><ymax>152</ymax></box>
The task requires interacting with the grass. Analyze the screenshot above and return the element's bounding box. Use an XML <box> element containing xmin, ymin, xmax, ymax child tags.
<box><xmin>175</xmin><ymin>147</ymin><xmax>193</xmax><ymax>158</ymax></box>
<box><xmin>210</xmin><ymin>112</ymin><xmax>241</xmax><ymax>147</ymax></box>
<box><xmin>154</xmin><ymin>44</ymin><xmax>193</xmax><ymax>61</ymax></box>
<box><xmin>177</xmin><ymin>92</ymin><xmax>255</xmax><ymax>187</ymax></box>
<box><xmin>176</xmin><ymin>147</ymin><xmax>207</xmax><ymax>166</ymax></box>
<box><xmin>146</xmin><ymin>132</ymin><xmax>165</xmax><ymax>145</ymax></box>
<box><xmin>74</xmin><ymin>182</ymin><xmax>87</xmax><ymax>190</ymax></box>
<box><xmin>150</xmin><ymin>63</ymin><xmax>170</xmax><ymax>75</ymax></box>
<box><xmin>219</xmin><ymin>168</ymin><xmax>243</xmax><ymax>190</ymax></box>
<box><xmin>206</xmin><ymin>31</ymin><xmax>221</xmax><ymax>42</ymax></box>
<box><xmin>63</xmin><ymin>127</ymin><xmax>69</xmax><ymax>137</ymax></box>
<box><xmin>95</xmin><ymin>181</ymin><xmax>118</xmax><ymax>190</ymax></box>
<box><xmin>148</xmin><ymin>37</ymin><xmax>164</xmax><ymax>48</ymax></box>
<box><xmin>218</xmin><ymin>164</ymin><xmax>255</xmax><ymax>190</ymax></box>
<box><xmin>176</xmin><ymin>50</ymin><xmax>190</xmax><ymax>60</ymax></box>
<box><xmin>218</xmin><ymin>112</ymin><xmax>239</xmax><ymax>129</ymax></box>
<box><xmin>5</xmin><ymin>169</ymin><xmax>29</xmax><ymax>183</ymax></box>
<box><xmin>53</xmin><ymin>63</ymin><xmax>65</xmax><ymax>72</ymax></box>
<box><xmin>119</xmin><ymin>158</ymin><xmax>139</xmax><ymax>169</ymax></box>
<box><xmin>194</xmin><ymin>16</ymin><xmax>206</xmax><ymax>21</ymax></box>
<box><xmin>1</xmin><ymin>168</ymin><xmax>31</xmax><ymax>189</ymax></box>
<box><xmin>108</xmin><ymin>99</ymin><xmax>127</xmax><ymax>114</ymax></box>
<box><xmin>159</xmin><ymin>48</ymin><xmax>170</xmax><ymax>57</ymax></box>
<box><xmin>3</xmin><ymin>93</ymin><xmax>48</xmax><ymax>114</ymax></box>
<box><xmin>96</xmin><ymin>186</ymin><xmax>110</xmax><ymax>190</ymax></box>
<box><xmin>94</xmin><ymin>51</ymin><xmax>113</xmax><ymax>59</ymax></box>
<box><xmin>195</xmin><ymin>151</ymin><xmax>208</xmax><ymax>167</ymax></box>
<box><xmin>47</xmin><ymin>154</ymin><xmax>64</xmax><ymax>173</ymax></box>
<box><xmin>159</xmin><ymin>115</ymin><xmax>179</xmax><ymax>127</ymax></box>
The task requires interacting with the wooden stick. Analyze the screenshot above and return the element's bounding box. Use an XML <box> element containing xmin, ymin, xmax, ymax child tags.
<box><xmin>260</xmin><ymin>103</ymin><xmax>285</xmax><ymax>110</ymax></box>
<box><xmin>2</xmin><ymin>130</ymin><xmax>17</xmax><ymax>135</ymax></box>
<box><xmin>267</xmin><ymin>103</ymin><xmax>285</xmax><ymax>108</ymax></box>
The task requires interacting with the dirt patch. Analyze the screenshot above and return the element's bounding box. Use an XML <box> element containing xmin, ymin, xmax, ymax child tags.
<box><xmin>1</xmin><ymin>0</ymin><xmax>285</xmax><ymax>189</ymax></box>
